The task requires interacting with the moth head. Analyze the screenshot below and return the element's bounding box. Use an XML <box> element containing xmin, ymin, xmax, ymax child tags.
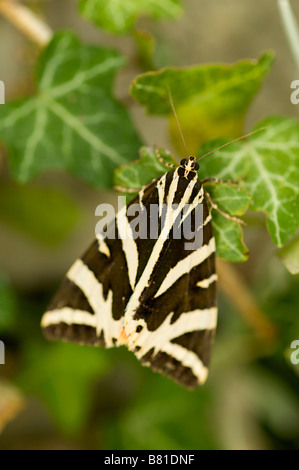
<box><xmin>180</xmin><ymin>156</ymin><xmax>199</xmax><ymax>171</ymax></box>
<box><xmin>179</xmin><ymin>156</ymin><xmax>199</xmax><ymax>174</ymax></box>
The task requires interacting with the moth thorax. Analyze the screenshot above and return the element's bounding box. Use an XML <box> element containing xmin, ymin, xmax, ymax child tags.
<box><xmin>179</xmin><ymin>156</ymin><xmax>199</xmax><ymax>180</ymax></box>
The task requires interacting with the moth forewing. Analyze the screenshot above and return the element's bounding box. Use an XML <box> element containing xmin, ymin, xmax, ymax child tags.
<box><xmin>41</xmin><ymin>160</ymin><xmax>217</xmax><ymax>389</ymax></box>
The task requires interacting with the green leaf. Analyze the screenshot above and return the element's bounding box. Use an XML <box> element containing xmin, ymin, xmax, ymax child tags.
<box><xmin>205</xmin><ymin>183</ymin><xmax>251</xmax><ymax>261</ymax></box>
<box><xmin>0</xmin><ymin>181</ymin><xmax>79</xmax><ymax>246</ymax></box>
<box><xmin>114</xmin><ymin>146</ymin><xmax>249</xmax><ymax>261</ymax></box>
<box><xmin>131</xmin><ymin>52</ymin><xmax>274</xmax><ymax>154</ymax></box>
<box><xmin>212</xmin><ymin>212</ymin><xmax>248</xmax><ymax>262</ymax></box>
<box><xmin>79</xmin><ymin>0</ymin><xmax>183</xmax><ymax>34</ymax></box>
<box><xmin>0</xmin><ymin>273</ymin><xmax>17</xmax><ymax>332</ymax></box>
<box><xmin>206</xmin><ymin>183</ymin><xmax>252</xmax><ymax>216</ymax></box>
<box><xmin>277</xmin><ymin>234</ymin><xmax>299</xmax><ymax>274</ymax></box>
<box><xmin>198</xmin><ymin>116</ymin><xmax>299</xmax><ymax>247</ymax></box>
<box><xmin>114</xmin><ymin>146</ymin><xmax>176</xmax><ymax>199</ymax></box>
<box><xmin>18</xmin><ymin>342</ymin><xmax>108</xmax><ymax>435</ymax></box>
<box><xmin>0</xmin><ymin>32</ymin><xmax>142</xmax><ymax>188</ymax></box>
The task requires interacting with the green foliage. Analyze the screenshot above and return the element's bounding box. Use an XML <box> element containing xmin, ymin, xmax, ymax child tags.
<box><xmin>278</xmin><ymin>234</ymin><xmax>299</xmax><ymax>274</ymax></box>
<box><xmin>206</xmin><ymin>183</ymin><xmax>252</xmax><ymax>261</ymax></box>
<box><xmin>211</xmin><ymin>213</ymin><xmax>248</xmax><ymax>262</ymax></box>
<box><xmin>206</xmin><ymin>183</ymin><xmax>252</xmax><ymax>216</ymax></box>
<box><xmin>79</xmin><ymin>0</ymin><xmax>183</xmax><ymax>34</ymax></box>
<box><xmin>0</xmin><ymin>32</ymin><xmax>142</xmax><ymax>188</ymax></box>
<box><xmin>131</xmin><ymin>52</ymin><xmax>275</xmax><ymax>154</ymax></box>
<box><xmin>114</xmin><ymin>146</ymin><xmax>176</xmax><ymax>196</ymax></box>
<box><xmin>0</xmin><ymin>274</ymin><xmax>17</xmax><ymax>332</ymax></box>
<box><xmin>102</xmin><ymin>358</ymin><xmax>217</xmax><ymax>450</ymax></box>
<box><xmin>133</xmin><ymin>30</ymin><xmax>156</xmax><ymax>70</ymax></box>
<box><xmin>18</xmin><ymin>342</ymin><xmax>109</xmax><ymax>434</ymax></box>
<box><xmin>198</xmin><ymin>117</ymin><xmax>299</xmax><ymax>247</ymax></box>
<box><xmin>0</xmin><ymin>182</ymin><xmax>79</xmax><ymax>245</ymax></box>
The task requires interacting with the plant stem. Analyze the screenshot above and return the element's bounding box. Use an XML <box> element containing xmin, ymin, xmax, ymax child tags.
<box><xmin>217</xmin><ymin>259</ymin><xmax>277</xmax><ymax>343</ymax></box>
<box><xmin>0</xmin><ymin>0</ymin><xmax>53</xmax><ymax>47</ymax></box>
<box><xmin>277</xmin><ymin>0</ymin><xmax>299</xmax><ymax>72</ymax></box>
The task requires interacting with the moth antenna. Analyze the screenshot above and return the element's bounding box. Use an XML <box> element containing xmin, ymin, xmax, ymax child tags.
<box><xmin>197</xmin><ymin>126</ymin><xmax>269</xmax><ymax>161</ymax></box>
<box><xmin>167</xmin><ymin>84</ymin><xmax>188</xmax><ymax>159</ymax></box>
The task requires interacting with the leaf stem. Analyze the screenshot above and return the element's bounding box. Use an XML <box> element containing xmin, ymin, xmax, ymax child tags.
<box><xmin>0</xmin><ymin>0</ymin><xmax>53</xmax><ymax>47</ymax></box>
<box><xmin>217</xmin><ymin>259</ymin><xmax>278</xmax><ymax>343</ymax></box>
<box><xmin>277</xmin><ymin>0</ymin><xmax>299</xmax><ymax>72</ymax></box>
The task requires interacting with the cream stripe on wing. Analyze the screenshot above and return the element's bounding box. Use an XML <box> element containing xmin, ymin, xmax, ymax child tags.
<box><xmin>41</xmin><ymin>308</ymin><xmax>96</xmax><ymax>329</ymax></box>
<box><xmin>179</xmin><ymin>186</ymin><xmax>204</xmax><ymax>227</ymax></box>
<box><xmin>116</xmin><ymin>205</ymin><xmax>139</xmax><ymax>289</ymax></box>
<box><xmin>132</xmin><ymin>307</ymin><xmax>216</xmax><ymax>383</ymax></box>
<box><xmin>180</xmin><ymin>204</ymin><xmax>210</xmax><ymax>228</ymax></box>
<box><xmin>154</xmin><ymin>236</ymin><xmax>216</xmax><ymax>298</ymax></box>
<box><xmin>126</xmin><ymin>306</ymin><xmax>217</xmax><ymax>353</ymax></box>
<box><xmin>67</xmin><ymin>259</ymin><xmax>122</xmax><ymax>347</ymax></box>
<box><xmin>138</xmin><ymin>185</ymin><xmax>146</xmax><ymax>211</ymax></box>
<box><xmin>196</xmin><ymin>273</ymin><xmax>218</xmax><ymax>288</ymax></box>
<box><xmin>159</xmin><ymin>342</ymin><xmax>208</xmax><ymax>384</ymax></box>
<box><xmin>124</xmin><ymin>171</ymin><xmax>198</xmax><ymax>317</ymax></box>
<box><xmin>157</xmin><ymin>173</ymin><xmax>167</xmax><ymax>218</ymax></box>
<box><xmin>96</xmin><ymin>232</ymin><xmax>110</xmax><ymax>257</ymax></box>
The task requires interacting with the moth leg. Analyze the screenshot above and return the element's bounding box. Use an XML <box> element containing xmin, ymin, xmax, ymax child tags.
<box><xmin>154</xmin><ymin>146</ymin><xmax>176</xmax><ymax>169</ymax></box>
<box><xmin>114</xmin><ymin>185</ymin><xmax>141</xmax><ymax>193</ymax></box>
<box><xmin>205</xmin><ymin>189</ymin><xmax>246</xmax><ymax>225</ymax></box>
<box><xmin>202</xmin><ymin>177</ymin><xmax>244</xmax><ymax>188</ymax></box>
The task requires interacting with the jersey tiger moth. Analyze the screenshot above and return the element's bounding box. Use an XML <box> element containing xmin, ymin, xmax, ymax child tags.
<box><xmin>41</xmin><ymin>153</ymin><xmax>217</xmax><ymax>389</ymax></box>
<box><xmin>41</xmin><ymin>90</ymin><xmax>257</xmax><ymax>388</ymax></box>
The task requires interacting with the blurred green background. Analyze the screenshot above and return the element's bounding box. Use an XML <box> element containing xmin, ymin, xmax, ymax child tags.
<box><xmin>0</xmin><ymin>0</ymin><xmax>299</xmax><ymax>450</ymax></box>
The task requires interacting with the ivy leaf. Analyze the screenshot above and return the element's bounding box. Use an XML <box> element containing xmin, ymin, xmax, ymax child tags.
<box><xmin>114</xmin><ymin>147</ymin><xmax>249</xmax><ymax>261</ymax></box>
<box><xmin>0</xmin><ymin>181</ymin><xmax>80</xmax><ymax>246</ymax></box>
<box><xmin>0</xmin><ymin>32</ymin><xmax>142</xmax><ymax>188</ymax></box>
<box><xmin>79</xmin><ymin>0</ymin><xmax>183</xmax><ymax>34</ymax></box>
<box><xmin>205</xmin><ymin>183</ymin><xmax>251</xmax><ymax>261</ymax></box>
<box><xmin>131</xmin><ymin>52</ymin><xmax>274</xmax><ymax>154</ymax></box>
<box><xmin>277</xmin><ymin>234</ymin><xmax>299</xmax><ymax>274</ymax></box>
<box><xmin>114</xmin><ymin>146</ymin><xmax>176</xmax><ymax>199</ymax></box>
<box><xmin>212</xmin><ymin>212</ymin><xmax>248</xmax><ymax>262</ymax></box>
<box><xmin>206</xmin><ymin>183</ymin><xmax>252</xmax><ymax>216</ymax></box>
<box><xmin>198</xmin><ymin>116</ymin><xmax>299</xmax><ymax>247</ymax></box>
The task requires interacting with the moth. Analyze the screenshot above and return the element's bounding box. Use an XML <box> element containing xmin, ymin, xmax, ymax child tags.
<box><xmin>41</xmin><ymin>92</ymin><xmax>255</xmax><ymax>388</ymax></box>
<box><xmin>41</xmin><ymin>152</ymin><xmax>217</xmax><ymax>389</ymax></box>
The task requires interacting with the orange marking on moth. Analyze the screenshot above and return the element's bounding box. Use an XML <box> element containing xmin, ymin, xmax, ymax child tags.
<box><xmin>119</xmin><ymin>327</ymin><xmax>129</xmax><ymax>344</ymax></box>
